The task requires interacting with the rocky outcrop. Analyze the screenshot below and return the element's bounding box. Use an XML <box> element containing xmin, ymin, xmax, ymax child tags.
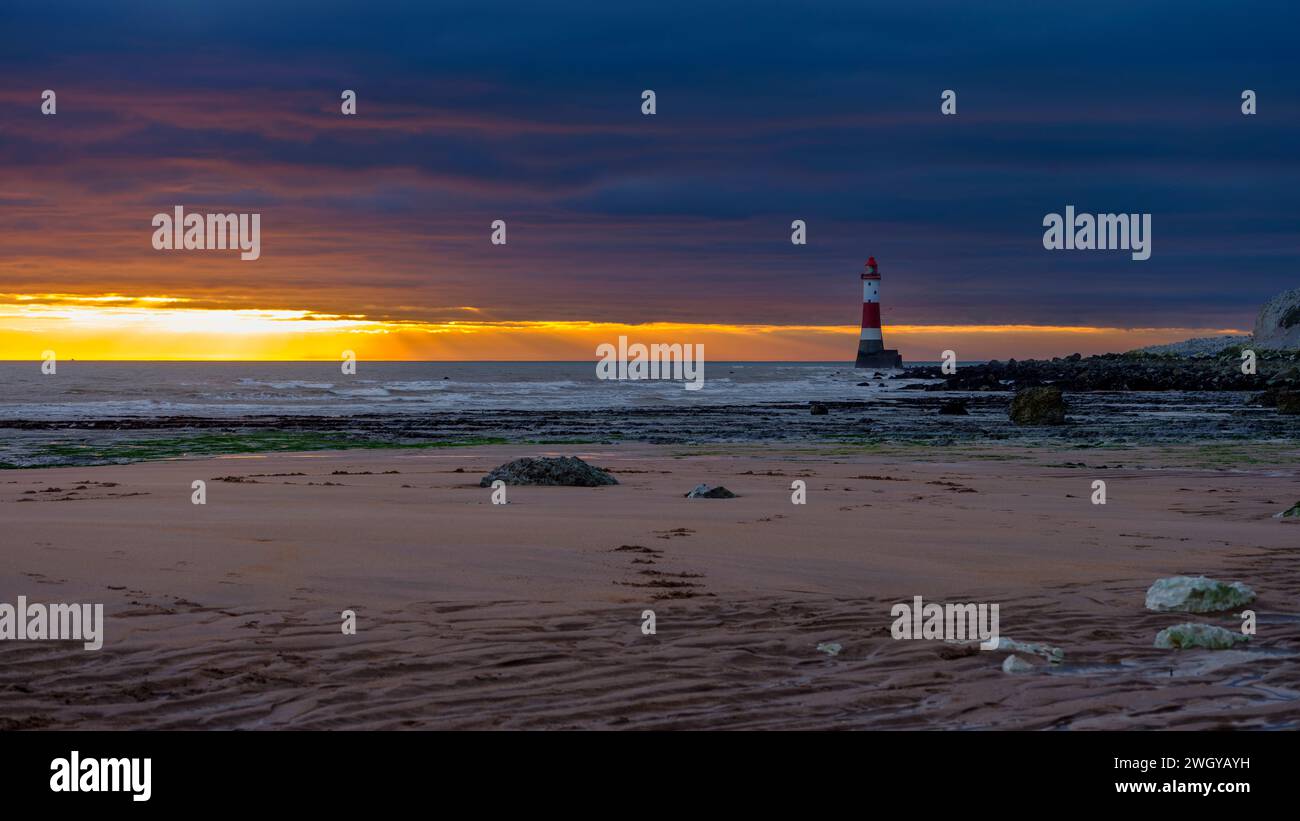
<box><xmin>1154</xmin><ymin>623</ymin><xmax>1250</xmax><ymax>650</ymax></box>
<box><xmin>938</xmin><ymin>399</ymin><xmax>968</xmax><ymax>415</ymax></box>
<box><xmin>479</xmin><ymin>456</ymin><xmax>618</xmax><ymax>487</ymax></box>
<box><xmin>906</xmin><ymin>348</ymin><xmax>1300</xmax><ymax>393</ymax></box>
<box><xmin>1144</xmin><ymin>576</ymin><xmax>1256</xmax><ymax>613</ymax></box>
<box><xmin>1009</xmin><ymin>386</ymin><xmax>1066</xmax><ymax>425</ymax></box>
<box><xmin>1253</xmin><ymin>287</ymin><xmax>1300</xmax><ymax>350</ymax></box>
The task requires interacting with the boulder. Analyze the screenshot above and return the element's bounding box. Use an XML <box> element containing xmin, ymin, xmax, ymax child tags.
<box><xmin>938</xmin><ymin>399</ymin><xmax>969</xmax><ymax>415</ymax></box>
<box><xmin>1144</xmin><ymin>576</ymin><xmax>1256</xmax><ymax>613</ymax></box>
<box><xmin>1001</xmin><ymin>654</ymin><xmax>1034</xmax><ymax>673</ymax></box>
<box><xmin>1274</xmin><ymin>502</ymin><xmax>1300</xmax><ymax>519</ymax></box>
<box><xmin>685</xmin><ymin>483</ymin><xmax>737</xmax><ymax>499</ymax></box>
<box><xmin>1276</xmin><ymin>390</ymin><xmax>1300</xmax><ymax>414</ymax></box>
<box><xmin>810</xmin><ymin>402</ymin><xmax>829</xmax><ymax>415</ymax></box>
<box><xmin>1009</xmin><ymin>386</ymin><xmax>1067</xmax><ymax>425</ymax></box>
<box><xmin>1253</xmin><ymin>287</ymin><xmax>1300</xmax><ymax>350</ymax></box>
<box><xmin>479</xmin><ymin>456</ymin><xmax>618</xmax><ymax>487</ymax></box>
<box><xmin>1154</xmin><ymin>623</ymin><xmax>1249</xmax><ymax>650</ymax></box>
<box><xmin>1249</xmin><ymin>389</ymin><xmax>1281</xmax><ymax>407</ymax></box>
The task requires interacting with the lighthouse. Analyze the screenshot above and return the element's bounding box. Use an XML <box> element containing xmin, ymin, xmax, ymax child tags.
<box><xmin>854</xmin><ymin>257</ymin><xmax>903</xmax><ymax>369</ymax></box>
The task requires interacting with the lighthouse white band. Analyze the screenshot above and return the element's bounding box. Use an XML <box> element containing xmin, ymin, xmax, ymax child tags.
<box><xmin>862</xmin><ymin>282</ymin><xmax>879</xmax><ymax>301</ymax></box>
<box><xmin>859</xmin><ymin>328</ymin><xmax>883</xmax><ymax>340</ymax></box>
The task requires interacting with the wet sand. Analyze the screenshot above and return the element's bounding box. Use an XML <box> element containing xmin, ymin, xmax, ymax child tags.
<box><xmin>1</xmin><ymin>442</ymin><xmax>1298</xmax><ymax>729</ymax></box>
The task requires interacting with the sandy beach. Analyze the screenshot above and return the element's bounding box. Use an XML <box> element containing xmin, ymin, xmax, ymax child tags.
<box><xmin>2</xmin><ymin>440</ymin><xmax>1297</xmax><ymax>730</ymax></box>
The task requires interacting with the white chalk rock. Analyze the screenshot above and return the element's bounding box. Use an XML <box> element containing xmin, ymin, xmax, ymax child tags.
<box><xmin>1154</xmin><ymin>623</ymin><xmax>1250</xmax><ymax>650</ymax></box>
<box><xmin>1253</xmin><ymin>287</ymin><xmax>1300</xmax><ymax>350</ymax></box>
<box><xmin>1002</xmin><ymin>654</ymin><xmax>1034</xmax><ymax>673</ymax></box>
<box><xmin>1145</xmin><ymin>576</ymin><xmax>1256</xmax><ymax>613</ymax></box>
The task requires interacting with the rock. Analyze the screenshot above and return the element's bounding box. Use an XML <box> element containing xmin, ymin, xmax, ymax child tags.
<box><xmin>1249</xmin><ymin>388</ymin><xmax>1281</xmax><ymax>407</ymax></box>
<box><xmin>1009</xmin><ymin>386</ymin><xmax>1067</xmax><ymax>425</ymax></box>
<box><xmin>1269</xmin><ymin>366</ymin><xmax>1300</xmax><ymax>386</ymax></box>
<box><xmin>1253</xmin><ymin>287</ymin><xmax>1300</xmax><ymax>350</ymax></box>
<box><xmin>479</xmin><ymin>456</ymin><xmax>618</xmax><ymax>487</ymax></box>
<box><xmin>1274</xmin><ymin>502</ymin><xmax>1300</xmax><ymax>519</ymax></box>
<box><xmin>1001</xmin><ymin>654</ymin><xmax>1034</xmax><ymax>673</ymax></box>
<box><xmin>809</xmin><ymin>402</ymin><xmax>829</xmax><ymax>415</ymax></box>
<box><xmin>685</xmin><ymin>483</ymin><xmax>737</xmax><ymax>499</ymax></box>
<box><xmin>947</xmin><ymin>636</ymin><xmax>1064</xmax><ymax>661</ymax></box>
<box><xmin>1144</xmin><ymin>576</ymin><xmax>1256</xmax><ymax>613</ymax></box>
<box><xmin>996</xmin><ymin>637</ymin><xmax>1065</xmax><ymax>664</ymax></box>
<box><xmin>816</xmin><ymin>642</ymin><xmax>842</xmax><ymax>656</ymax></box>
<box><xmin>1276</xmin><ymin>390</ymin><xmax>1300</xmax><ymax>414</ymax></box>
<box><xmin>1154</xmin><ymin>623</ymin><xmax>1250</xmax><ymax>650</ymax></box>
<box><xmin>938</xmin><ymin>399</ymin><xmax>969</xmax><ymax>415</ymax></box>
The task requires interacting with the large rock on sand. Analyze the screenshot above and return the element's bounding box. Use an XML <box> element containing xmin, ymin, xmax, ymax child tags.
<box><xmin>1275</xmin><ymin>502</ymin><xmax>1300</xmax><ymax>519</ymax></box>
<box><xmin>685</xmin><ymin>483</ymin><xmax>737</xmax><ymax>498</ymax></box>
<box><xmin>1253</xmin><ymin>287</ymin><xmax>1300</xmax><ymax>350</ymax></box>
<box><xmin>479</xmin><ymin>456</ymin><xmax>618</xmax><ymax>487</ymax></box>
<box><xmin>1008</xmin><ymin>386</ymin><xmax>1066</xmax><ymax>425</ymax></box>
<box><xmin>1144</xmin><ymin>576</ymin><xmax>1255</xmax><ymax>613</ymax></box>
<box><xmin>1154</xmin><ymin>623</ymin><xmax>1249</xmax><ymax>650</ymax></box>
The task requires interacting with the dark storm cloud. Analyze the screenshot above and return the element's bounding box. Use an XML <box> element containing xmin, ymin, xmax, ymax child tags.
<box><xmin>1</xmin><ymin>0</ymin><xmax>1297</xmax><ymax>329</ymax></box>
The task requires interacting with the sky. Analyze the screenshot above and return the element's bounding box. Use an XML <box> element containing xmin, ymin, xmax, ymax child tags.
<box><xmin>1</xmin><ymin>0</ymin><xmax>1297</xmax><ymax>360</ymax></box>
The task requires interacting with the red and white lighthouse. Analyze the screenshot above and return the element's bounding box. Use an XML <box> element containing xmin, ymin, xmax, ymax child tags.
<box><xmin>854</xmin><ymin>257</ymin><xmax>903</xmax><ymax>369</ymax></box>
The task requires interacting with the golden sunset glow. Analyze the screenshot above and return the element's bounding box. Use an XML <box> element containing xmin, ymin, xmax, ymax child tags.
<box><xmin>0</xmin><ymin>294</ymin><xmax>1246</xmax><ymax>362</ymax></box>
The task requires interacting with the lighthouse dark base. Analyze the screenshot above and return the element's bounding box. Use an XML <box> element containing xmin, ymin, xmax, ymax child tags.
<box><xmin>855</xmin><ymin>345</ymin><xmax>903</xmax><ymax>369</ymax></box>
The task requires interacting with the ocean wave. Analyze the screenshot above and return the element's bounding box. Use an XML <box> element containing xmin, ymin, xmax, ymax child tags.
<box><xmin>237</xmin><ymin>379</ymin><xmax>336</xmax><ymax>390</ymax></box>
<box><xmin>382</xmin><ymin>381</ymin><xmax>451</xmax><ymax>392</ymax></box>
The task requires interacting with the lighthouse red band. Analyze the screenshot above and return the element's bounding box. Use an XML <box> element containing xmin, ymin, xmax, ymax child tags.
<box><xmin>854</xmin><ymin>257</ymin><xmax>903</xmax><ymax>369</ymax></box>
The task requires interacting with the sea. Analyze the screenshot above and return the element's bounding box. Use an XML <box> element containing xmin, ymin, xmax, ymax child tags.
<box><xmin>0</xmin><ymin>361</ymin><xmax>1286</xmax><ymax>468</ymax></box>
